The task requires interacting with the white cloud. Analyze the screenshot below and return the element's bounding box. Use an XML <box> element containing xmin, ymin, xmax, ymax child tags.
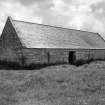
<box><xmin>0</xmin><ymin>0</ymin><xmax>105</xmax><ymax>39</ymax></box>
<box><xmin>69</xmin><ymin>0</ymin><xmax>104</xmax><ymax>7</ymax></box>
<box><xmin>0</xmin><ymin>0</ymin><xmax>42</xmax><ymax>34</ymax></box>
<box><xmin>50</xmin><ymin>0</ymin><xmax>105</xmax><ymax>38</ymax></box>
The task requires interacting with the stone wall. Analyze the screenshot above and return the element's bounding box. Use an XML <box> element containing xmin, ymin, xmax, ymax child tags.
<box><xmin>22</xmin><ymin>48</ymin><xmax>105</xmax><ymax>65</ymax></box>
<box><xmin>22</xmin><ymin>48</ymin><xmax>48</xmax><ymax>65</ymax></box>
<box><xmin>76</xmin><ymin>49</ymin><xmax>105</xmax><ymax>61</ymax></box>
<box><xmin>0</xmin><ymin>17</ymin><xmax>23</xmax><ymax>64</ymax></box>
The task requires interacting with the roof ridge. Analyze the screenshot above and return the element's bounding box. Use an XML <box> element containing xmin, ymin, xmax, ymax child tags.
<box><xmin>12</xmin><ymin>19</ymin><xmax>98</xmax><ymax>35</ymax></box>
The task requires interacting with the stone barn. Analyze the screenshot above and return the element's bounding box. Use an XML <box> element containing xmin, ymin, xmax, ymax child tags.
<box><xmin>0</xmin><ymin>16</ymin><xmax>105</xmax><ymax>66</ymax></box>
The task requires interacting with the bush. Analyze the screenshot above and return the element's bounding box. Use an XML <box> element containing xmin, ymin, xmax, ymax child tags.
<box><xmin>0</xmin><ymin>60</ymin><xmax>22</xmax><ymax>69</ymax></box>
<box><xmin>75</xmin><ymin>59</ymin><xmax>94</xmax><ymax>66</ymax></box>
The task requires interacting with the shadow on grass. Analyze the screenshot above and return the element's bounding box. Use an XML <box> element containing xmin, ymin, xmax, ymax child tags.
<box><xmin>74</xmin><ymin>59</ymin><xmax>94</xmax><ymax>66</ymax></box>
<box><xmin>0</xmin><ymin>61</ymin><xmax>68</xmax><ymax>70</ymax></box>
<box><xmin>75</xmin><ymin>59</ymin><xmax>105</xmax><ymax>66</ymax></box>
<box><xmin>0</xmin><ymin>59</ymin><xmax>104</xmax><ymax>70</ymax></box>
<box><xmin>24</xmin><ymin>63</ymin><xmax>68</xmax><ymax>70</ymax></box>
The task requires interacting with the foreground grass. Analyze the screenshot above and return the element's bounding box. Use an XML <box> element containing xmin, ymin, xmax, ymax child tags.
<box><xmin>0</xmin><ymin>61</ymin><xmax>105</xmax><ymax>105</ymax></box>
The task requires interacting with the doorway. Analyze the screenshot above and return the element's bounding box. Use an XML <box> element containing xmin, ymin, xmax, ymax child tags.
<box><xmin>47</xmin><ymin>52</ymin><xmax>50</xmax><ymax>64</ymax></box>
<box><xmin>68</xmin><ymin>51</ymin><xmax>76</xmax><ymax>64</ymax></box>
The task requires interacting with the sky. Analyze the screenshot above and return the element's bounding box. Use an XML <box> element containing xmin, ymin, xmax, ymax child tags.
<box><xmin>0</xmin><ymin>0</ymin><xmax>105</xmax><ymax>38</ymax></box>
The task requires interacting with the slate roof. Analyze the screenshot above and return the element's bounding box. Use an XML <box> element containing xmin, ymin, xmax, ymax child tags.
<box><xmin>10</xmin><ymin>17</ymin><xmax>105</xmax><ymax>49</ymax></box>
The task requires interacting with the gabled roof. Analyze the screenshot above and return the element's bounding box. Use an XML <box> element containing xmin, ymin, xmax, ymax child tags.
<box><xmin>9</xmin><ymin>17</ymin><xmax>105</xmax><ymax>49</ymax></box>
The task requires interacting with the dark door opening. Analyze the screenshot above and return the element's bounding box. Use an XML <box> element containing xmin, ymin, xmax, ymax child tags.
<box><xmin>47</xmin><ymin>52</ymin><xmax>50</xmax><ymax>64</ymax></box>
<box><xmin>68</xmin><ymin>51</ymin><xmax>76</xmax><ymax>64</ymax></box>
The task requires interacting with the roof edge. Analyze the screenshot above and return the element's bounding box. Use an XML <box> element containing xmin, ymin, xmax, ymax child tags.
<box><xmin>7</xmin><ymin>16</ymin><xmax>13</xmax><ymax>23</ymax></box>
<box><xmin>12</xmin><ymin>19</ymin><xmax>98</xmax><ymax>35</ymax></box>
<box><xmin>7</xmin><ymin>16</ymin><xmax>26</xmax><ymax>47</ymax></box>
<box><xmin>97</xmin><ymin>33</ymin><xmax>105</xmax><ymax>43</ymax></box>
<box><xmin>23</xmin><ymin>47</ymin><xmax>105</xmax><ymax>50</ymax></box>
<box><xmin>1</xmin><ymin>16</ymin><xmax>13</xmax><ymax>36</ymax></box>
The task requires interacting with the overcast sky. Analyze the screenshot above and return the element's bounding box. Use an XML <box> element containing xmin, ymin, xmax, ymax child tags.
<box><xmin>0</xmin><ymin>0</ymin><xmax>105</xmax><ymax>38</ymax></box>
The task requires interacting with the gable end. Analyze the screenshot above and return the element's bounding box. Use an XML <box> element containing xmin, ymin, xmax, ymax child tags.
<box><xmin>0</xmin><ymin>17</ymin><xmax>23</xmax><ymax>63</ymax></box>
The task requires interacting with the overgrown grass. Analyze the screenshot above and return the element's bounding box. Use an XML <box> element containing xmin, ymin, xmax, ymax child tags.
<box><xmin>0</xmin><ymin>61</ymin><xmax>105</xmax><ymax>104</ymax></box>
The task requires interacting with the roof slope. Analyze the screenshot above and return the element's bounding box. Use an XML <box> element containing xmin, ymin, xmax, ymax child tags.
<box><xmin>10</xmin><ymin>18</ymin><xmax>105</xmax><ymax>49</ymax></box>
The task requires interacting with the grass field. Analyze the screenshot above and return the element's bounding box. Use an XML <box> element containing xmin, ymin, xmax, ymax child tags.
<box><xmin>1</xmin><ymin>61</ymin><xmax>105</xmax><ymax>105</ymax></box>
